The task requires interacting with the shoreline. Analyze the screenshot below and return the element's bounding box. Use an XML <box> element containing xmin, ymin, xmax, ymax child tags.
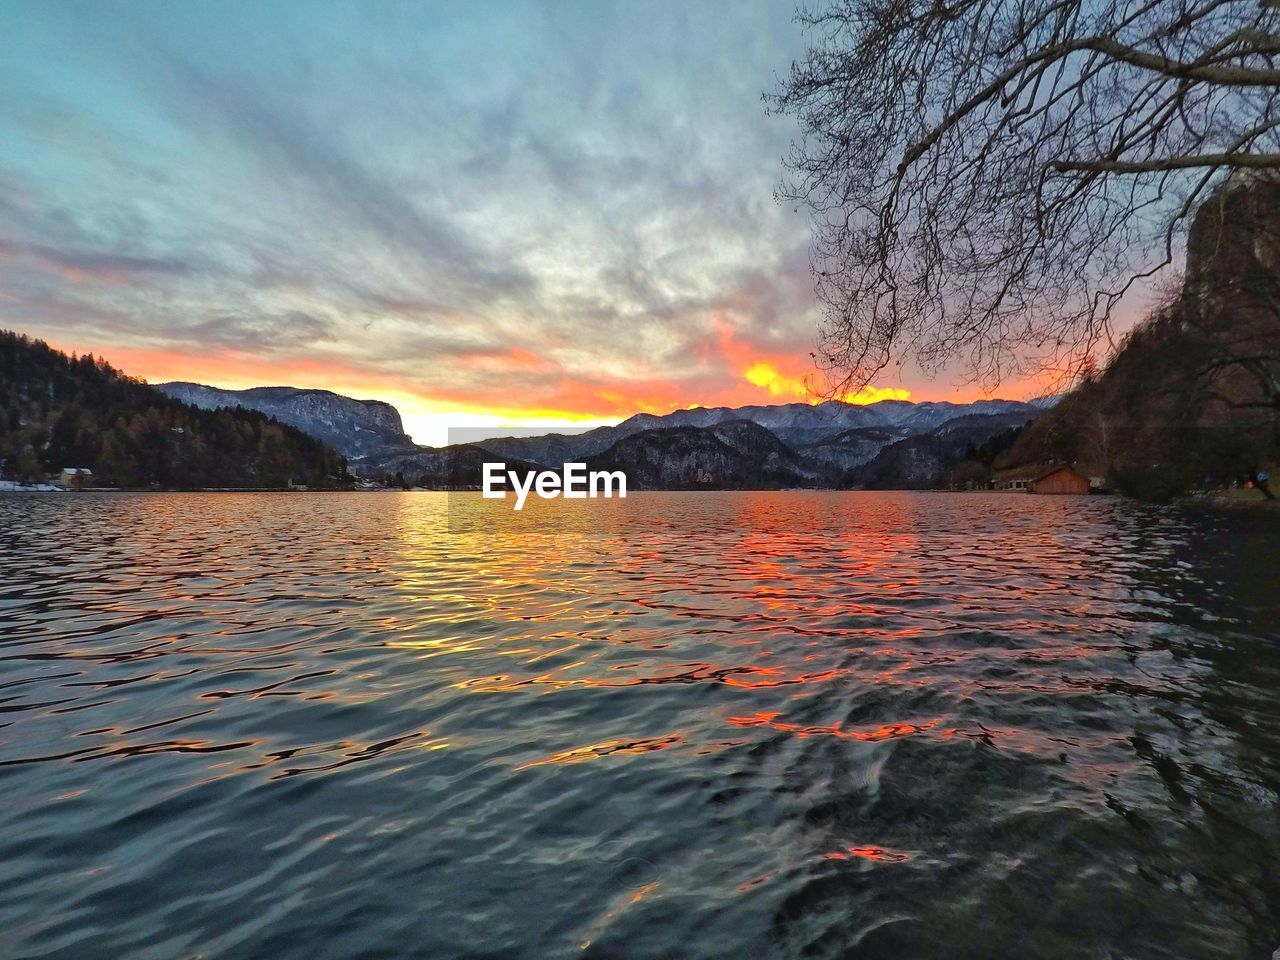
<box><xmin>4</xmin><ymin>487</ymin><xmax>1277</xmax><ymax>510</ymax></box>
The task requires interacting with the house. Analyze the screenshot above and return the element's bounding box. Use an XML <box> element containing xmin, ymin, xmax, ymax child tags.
<box><xmin>1030</xmin><ymin>465</ymin><xmax>1091</xmax><ymax>495</ymax></box>
<box><xmin>58</xmin><ymin>467</ymin><xmax>93</xmax><ymax>490</ymax></box>
<box><xmin>992</xmin><ymin>462</ymin><xmax>1098</xmax><ymax>494</ymax></box>
<box><xmin>990</xmin><ymin>466</ymin><xmax>1042</xmax><ymax>491</ymax></box>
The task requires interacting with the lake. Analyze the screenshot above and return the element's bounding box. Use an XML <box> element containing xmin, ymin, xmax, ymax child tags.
<box><xmin>2</xmin><ymin>491</ymin><xmax>1279</xmax><ymax>959</ymax></box>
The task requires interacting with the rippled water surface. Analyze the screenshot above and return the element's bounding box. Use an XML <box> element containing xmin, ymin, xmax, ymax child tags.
<box><xmin>2</xmin><ymin>491</ymin><xmax>1280</xmax><ymax>959</ymax></box>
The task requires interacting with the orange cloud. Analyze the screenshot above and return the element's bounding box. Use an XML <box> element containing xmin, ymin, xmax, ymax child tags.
<box><xmin>709</xmin><ymin>311</ymin><xmax>911</xmax><ymax>406</ymax></box>
<box><xmin>42</xmin><ymin>338</ymin><xmax>702</xmax><ymax>444</ymax></box>
<box><xmin>743</xmin><ymin>360</ymin><xmax>806</xmax><ymax>398</ymax></box>
<box><xmin>39</xmin><ymin>310</ymin><xmax>1062</xmax><ymax>448</ymax></box>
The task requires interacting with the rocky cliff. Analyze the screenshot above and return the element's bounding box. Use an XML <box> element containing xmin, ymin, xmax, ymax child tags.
<box><xmin>1000</xmin><ymin>177</ymin><xmax>1280</xmax><ymax>499</ymax></box>
<box><xmin>157</xmin><ymin>382</ymin><xmax>416</xmax><ymax>460</ymax></box>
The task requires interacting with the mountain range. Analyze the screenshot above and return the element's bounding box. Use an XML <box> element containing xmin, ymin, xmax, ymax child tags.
<box><xmin>155</xmin><ymin>380</ymin><xmax>1051</xmax><ymax>489</ymax></box>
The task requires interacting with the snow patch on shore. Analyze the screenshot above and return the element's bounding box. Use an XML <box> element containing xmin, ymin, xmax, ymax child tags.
<box><xmin>0</xmin><ymin>480</ymin><xmax>64</xmax><ymax>492</ymax></box>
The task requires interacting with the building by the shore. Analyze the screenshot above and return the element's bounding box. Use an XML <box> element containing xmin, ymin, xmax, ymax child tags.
<box><xmin>58</xmin><ymin>467</ymin><xmax>93</xmax><ymax>490</ymax></box>
<box><xmin>1029</xmin><ymin>465</ymin><xmax>1091</xmax><ymax>495</ymax></box>
<box><xmin>991</xmin><ymin>463</ymin><xmax>1094</xmax><ymax>494</ymax></box>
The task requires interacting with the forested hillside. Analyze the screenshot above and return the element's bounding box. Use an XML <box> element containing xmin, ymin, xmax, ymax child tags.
<box><xmin>1000</xmin><ymin>178</ymin><xmax>1280</xmax><ymax>500</ymax></box>
<box><xmin>0</xmin><ymin>331</ymin><xmax>349</xmax><ymax>488</ymax></box>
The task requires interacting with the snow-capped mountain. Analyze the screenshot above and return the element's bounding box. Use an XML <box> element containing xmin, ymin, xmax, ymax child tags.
<box><xmin>475</xmin><ymin>397</ymin><xmax>1045</xmax><ymax>466</ymax></box>
<box><xmin>156</xmin><ymin>378</ymin><xmax>1049</xmax><ymax>487</ymax></box>
<box><xmin>347</xmin><ymin>395</ymin><xmax>1047</xmax><ymax>488</ymax></box>
<box><xmin>157</xmin><ymin>382</ymin><xmax>416</xmax><ymax>460</ymax></box>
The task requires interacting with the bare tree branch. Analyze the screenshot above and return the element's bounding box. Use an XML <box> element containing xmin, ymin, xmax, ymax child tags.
<box><xmin>770</xmin><ymin>0</ymin><xmax>1280</xmax><ymax>391</ymax></box>
<box><xmin>1052</xmin><ymin>153</ymin><xmax>1280</xmax><ymax>171</ymax></box>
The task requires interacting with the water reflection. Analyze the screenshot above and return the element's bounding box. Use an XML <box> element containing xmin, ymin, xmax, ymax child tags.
<box><xmin>0</xmin><ymin>492</ymin><xmax>1277</xmax><ymax>958</ymax></box>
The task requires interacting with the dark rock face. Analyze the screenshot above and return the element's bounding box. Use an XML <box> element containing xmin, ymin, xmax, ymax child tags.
<box><xmin>1183</xmin><ymin>175</ymin><xmax>1280</xmax><ymax>310</ymax></box>
<box><xmin>157</xmin><ymin>383</ymin><xmax>416</xmax><ymax>459</ymax></box>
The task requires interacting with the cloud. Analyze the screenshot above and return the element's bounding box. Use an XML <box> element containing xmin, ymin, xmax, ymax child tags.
<box><xmin>186</xmin><ymin>310</ymin><xmax>335</xmax><ymax>351</ymax></box>
<box><xmin>162</xmin><ymin>65</ymin><xmax>535</xmax><ymax>305</ymax></box>
<box><xmin>1</xmin><ymin>0</ymin><xmax>963</xmax><ymax>439</ymax></box>
<box><xmin>0</xmin><ymin>239</ymin><xmax>190</xmax><ymax>284</ymax></box>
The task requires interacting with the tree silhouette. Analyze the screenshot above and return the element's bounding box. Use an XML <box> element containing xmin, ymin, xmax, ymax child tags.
<box><xmin>770</xmin><ymin>0</ymin><xmax>1280</xmax><ymax>394</ymax></box>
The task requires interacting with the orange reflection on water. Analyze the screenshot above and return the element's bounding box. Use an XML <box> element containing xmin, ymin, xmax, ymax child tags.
<box><xmin>822</xmin><ymin>846</ymin><xmax>910</xmax><ymax>863</ymax></box>
<box><xmin>579</xmin><ymin>880</ymin><xmax>660</xmax><ymax>950</ymax></box>
<box><xmin>517</xmin><ymin>734</ymin><xmax>684</xmax><ymax>770</ymax></box>
<box><xmin>727</xmin><ymin>711</ymin><xmax>939</xmax><ymax>742</ymax></box>
<box><xmin>459</xmin><ymin>663</ymin><xmax>844</xmax><ymax>693</ymax></box>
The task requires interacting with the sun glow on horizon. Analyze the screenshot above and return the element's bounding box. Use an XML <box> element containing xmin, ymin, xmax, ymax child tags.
<box><xmin>743</xmin><ymin>361</ymin><xmax>910</xmax><ymax>406</ymax></box>
<box><xmin>396</xmin><ymin>407</ymin><xmax>622</xmax><ymax>448</ymax></box>
<box><xmin>838</xmin><ymin>384</ymin><xmax>912</xmax><ymax>405</ymax></box>
<box><xmin>36</xmin><ymin>335</ymin><xmax>1042</xmax><ymax>450</ymax></box>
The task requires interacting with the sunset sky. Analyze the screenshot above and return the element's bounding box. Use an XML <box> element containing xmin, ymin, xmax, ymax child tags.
<box><xmin>1</xmin><ymin>0</ymin><xmax>1075</xmax><ymax>445</ymax></box>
